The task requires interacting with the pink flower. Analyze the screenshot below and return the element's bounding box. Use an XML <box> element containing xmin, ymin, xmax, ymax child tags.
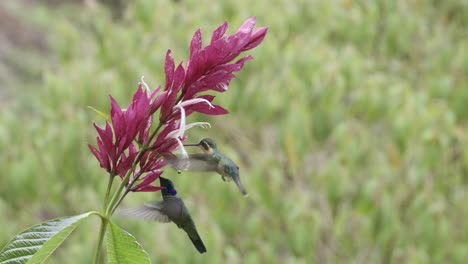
<box><xmin>132</xmin><ymin>170</ymin><xmax>165</xmax><ymax>192</ymax></box>
<box><xmin>89</xmin><ymin>17</ymin><xmax>268</xmax><ymax>193</ymax></box>
<box><xmin>159</xmin><ymin>17</ymin><xmax>268</xmax><ymax>123</ymax></box>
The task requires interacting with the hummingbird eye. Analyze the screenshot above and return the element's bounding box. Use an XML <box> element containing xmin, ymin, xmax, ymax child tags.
<box><xmin>201</xmin><ymin>142</ymin><xmax>210</xmax><ymax>150</ymax></box>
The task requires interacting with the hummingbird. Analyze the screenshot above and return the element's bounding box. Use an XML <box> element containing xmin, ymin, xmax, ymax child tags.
<box><xmin>120</xmin><ymin>177</ymin><xmax>207</xmax><ymax>254</ymax></box>
<box><xmin>170</xmin><ymin>138</ymin><xmax>248</xmax><ymax>197</ymax></box>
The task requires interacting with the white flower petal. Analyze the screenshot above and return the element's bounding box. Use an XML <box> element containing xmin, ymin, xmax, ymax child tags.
<box><xmin>140</xmin><ymin>76</ymin><xmax>151</xmax><ymax>94</ymax></box>
<box><xmin>175</xmin><ymin>105</ymin><xmax>186</xmax><ymax>138</ymax></box>
<box><xmin>165</xmin><ymin>121</ymin><xmax>211</xmax><ymax>140</ymax></box>
<box><xmin>176</xmin><ymin>137</ymin><xmax>189</xmax><ymax>160</ymax></box>
<box><xmin>164</xmin><ymin>100</ymin><xmax>213</xmax><ymax>144</ymax></box>
<box><xmin>177</xmin><ymin>98</ymin><xmax>214</xmax><ymax>109</ymax></box>
<box><xmin>216</xmin><ymin>83</ymin><xmax>229</xmax><ymax>91</ymax></box>
<box><xmin>185</xmin><ymin>122</ymin><xmax>211</xmax><ymax>131</ymax></box>
<box><xmin>165</xmin><ymin>129</ymin><xmax>179</xmax><ymax>140</ymax></box>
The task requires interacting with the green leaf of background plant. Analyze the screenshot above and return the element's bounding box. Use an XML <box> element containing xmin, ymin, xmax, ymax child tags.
<box><xmin>0</xmin><ymin>211</ymin><xmax>98</xmax><ymax>264</ymax></box>
<box><xmin>106</xmin><ymin>222</ymin><xmax>151</xmax><ymax>264</ymax></box>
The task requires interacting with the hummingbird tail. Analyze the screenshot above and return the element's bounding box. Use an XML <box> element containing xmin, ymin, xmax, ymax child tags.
<box><xmin>188</xmin><ymin>232</ymin><xmax>207</xmax><ymax>254</ymax></box>
<box><xmin>233</xmin><ymin>177</ymin><xmax>249</xmax><ymax>197</ymax></box>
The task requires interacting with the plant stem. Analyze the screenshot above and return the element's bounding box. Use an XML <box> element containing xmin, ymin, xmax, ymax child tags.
<box><xmin>103</xmin><ymin>174</ymin><xmax>115</xmax><ymax>209</ymax></box>
<box><xmin>93</xmin><ymin>217</ymin><xmax>108</xmax><ymax>264</ymax></box>
<box><xmin>111</xmin><ymin>150</ymin><xmax>164</xmax><ymax>213</ymax></box>
<box><xmin>111</xmin><ymin>190</ymin><xmax>131</xmax><ymax>215</ymax></box>
<box><xmin>110</xmin><ymin>163</ymin><xmax>151</xmax><ymax>214</ymax></box>
<box><xmin>110</xmin><ymin>172</ymin><xmax>141</xmax><ymax>214</ymax></box>
<box><xmin>91</xmin><ymin>174</ymin><xmax>114</xmax><ymax>264</ymax></box>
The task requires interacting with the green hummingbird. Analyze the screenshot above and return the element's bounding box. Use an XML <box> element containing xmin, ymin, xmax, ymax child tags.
<box><xmin>121</xmin><ymin>177</ymin><xmax>207</xmax><ymax>254</ymax></box>
<box><xmin>170</xmin><ymin>138</ymin><xmax>248</xmax><ymax>197</ymax></box>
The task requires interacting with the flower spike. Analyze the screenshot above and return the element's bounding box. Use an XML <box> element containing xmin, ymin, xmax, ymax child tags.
<box><xmin>89</xmin><ymin>18</ymin><xmax>268</xmax><ymax>194</ymax></box>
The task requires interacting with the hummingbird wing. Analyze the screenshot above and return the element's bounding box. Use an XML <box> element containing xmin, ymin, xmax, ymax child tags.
<box><xmin>118</xmin><ymin>202</ymin><xmax>171</xmax><ymax>223</ymax></box>
<box><xmin>166</xmin><ymin>154</ymin><xmax>217</xmax><ymax>172</ymax></box>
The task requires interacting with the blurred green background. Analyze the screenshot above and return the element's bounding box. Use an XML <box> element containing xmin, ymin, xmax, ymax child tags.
<box><xmin>1</xmin><ymin>0</ymin><xmax>467</xmax><ymax>263</ymax></box>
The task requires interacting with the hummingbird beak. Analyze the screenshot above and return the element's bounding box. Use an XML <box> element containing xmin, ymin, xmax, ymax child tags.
<box><xmin>183</xmin><ymin>143</ymin><xmax>200</xmax><ymax>147</ymax></box>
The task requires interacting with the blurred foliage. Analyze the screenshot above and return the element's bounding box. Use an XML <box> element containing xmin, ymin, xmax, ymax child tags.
<box><xmin>1</xmin><ymin>0</ymin><xmax>468</xmax><ymax>263</ymax></box>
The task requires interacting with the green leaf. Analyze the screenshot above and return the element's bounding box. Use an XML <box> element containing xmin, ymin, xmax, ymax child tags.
<box><xmin>88</xmin><ymin>106</ymin><xmax>112</xmax><ymax>123</ymax></box>
<box><xmin>106</xmin><ymin>222</ymin><xmax>151</xmax><ymax>264</ymax></box>
<box><xmin>0</xmin><ymin>211</ymin><xmax>98</xmax><ymax>264</ymax></box>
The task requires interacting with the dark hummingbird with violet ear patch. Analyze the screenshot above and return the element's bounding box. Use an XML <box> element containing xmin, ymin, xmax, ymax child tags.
<box><xmin>170</xmin><ymin>138</ymin><xmax>248</xmax><ymax>197</ymax></box>
<box><xmin>120</xmin><ymin>177</ymin><xmax>207</xmax><ymax>254</ymax></box>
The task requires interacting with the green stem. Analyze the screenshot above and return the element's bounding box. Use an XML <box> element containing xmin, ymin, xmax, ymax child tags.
<box><xmin>110</xmin><ymin>172</ymin><xmax>141</xmax><ymax>214</ymax></box>
<box><xmin>103</xmin><ymin>174</ymin><xmax>115</xmax><ymax>209</ymax></box>
<box><xmin>92</xmin><ymin>175</ymin><xmax>114</xmax><ymax>264</ymax></box>
<box><xmin>93</xmin><ymin>217</ymin><xmax>109</xmax><ymax>264</ymax></box>
<box><xmin>111</xmin><ymin>151</ymin><xmax>165</xmax><ymax>213</ymax></box>
<box><xmin>111</xmin><ymin>191</ymin><xmax>130</xmax><ymax>214</ymax></box>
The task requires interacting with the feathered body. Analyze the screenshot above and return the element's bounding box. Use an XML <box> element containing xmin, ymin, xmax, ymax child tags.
<box><xmin>173</xmin><ymin>138</ymin><xmax>248</xmax><ymax>197</ymax></box>
<box><xmin>121</xmin><ymin>177</ymin><xmax>206</xmax><ymax>253</ymax></box>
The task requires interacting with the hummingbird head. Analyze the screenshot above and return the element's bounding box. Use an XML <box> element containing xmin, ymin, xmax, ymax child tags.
<box><xmin>159</xmin><ymin>177</ymin><xmax>177</xmax><ymax>196</ymax></box>
<box><xmin>184</xmin><ymin>138</ymin><xmax>217</xmax><ymax>154</ymax></box>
